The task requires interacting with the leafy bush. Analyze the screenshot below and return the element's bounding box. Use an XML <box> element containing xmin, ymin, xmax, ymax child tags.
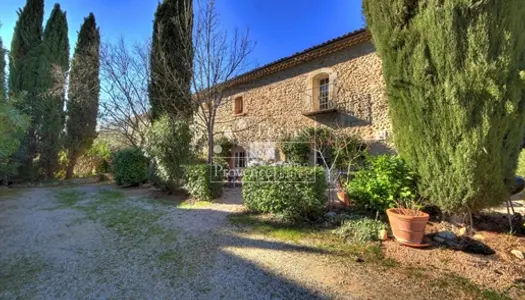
<box><xmin>279</xmin><ymin>127</ymin><xmax>366</xmax><ymax>171</ymax></box>
<box><xmin>278</xmin><ymin>134</ymin><xmax>310</xmax><ymax>165</ymax></box>
<box><xmin>183</xmin><ymin>164</ymin><xmax>223</xmax><ymax>201</ymax></box>
<box><xmin>113</xmin><ymin>147</ymin><xmax>148</xmax><ymax>186</ymax></box>
<box><xmin>145</xmin><ymin>116</ymin><xmax>194</xmax><ymax>193</ymax></box>
<box><xmin>73</xmin><ymin>140</ymin><xmax>113</xmax><ymax>177</ymax></box>
<box><xmin>346</xmin><ymin>155</ymin><xmax>417</xmax><ymax>212</ymax></box>
<box><xmin>516</xmin><ymin>149</ymin><xmax>525</xmax><ymax>177</ymax></box>
<box><xmin>242</xmin><ymin>166</ymin><xmax>327</xmax><ymax>222</ymax></box>
<box><xmin>334</xmin><ymin>217</ymin><xmax>387</xmax><ymax>244</ymax></box>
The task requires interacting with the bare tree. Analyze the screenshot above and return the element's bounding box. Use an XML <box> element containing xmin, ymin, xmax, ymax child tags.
<box><xmin>99</xmin><ymin>38</ymin><xmax>152</xmax><ymax>148</ymax></box>
<box><xmin>153</xmin><ymin>0</ymin><xmax>255</xmax><ymax>163</ymax></box>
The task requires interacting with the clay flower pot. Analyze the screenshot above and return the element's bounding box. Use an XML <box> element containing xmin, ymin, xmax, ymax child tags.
<box><xmin>386</xmin><ymin>208</ymin><xmax>429</xmax><ymax>245</ymax></box>
<box><xmin>336</xmin><ymin>190</ymin><xmax>349</xmax><ymax>205</ymax></box>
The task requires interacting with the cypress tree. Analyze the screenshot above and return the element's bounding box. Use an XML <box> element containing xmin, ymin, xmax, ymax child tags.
<box><xmin>64</xmin><ymin>13</ymin><xmax>100</xmax><ymax>179</ymax></box>
<box><xmin>8</xmin><ymin>0</ymin><xmax>45</xmax><ymax>180</ymax></box>
<box><xmin>149</xmin><ymin>0</ymin><xmax>193</xmax><ymax>120</ymax></box>
<box><xmin>363</xmin><ymin>1</ymin><xmax>525</xmax><ymax>213</ymax></box>
<box><xmin>40</xmin><ymin>3</ymin><xmax>70</xmax><ymax>179</ymax></box>
<box><xmin>0</xmin><ymin>37</ymin><xmax>5</xmax><ymax>102</ymax></box>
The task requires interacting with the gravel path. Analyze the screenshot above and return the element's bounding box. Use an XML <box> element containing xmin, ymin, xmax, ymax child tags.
<box><xmin>0</xmin><ymin>184</ymin><xmax>364</xmax><ymax>300</ymax></box>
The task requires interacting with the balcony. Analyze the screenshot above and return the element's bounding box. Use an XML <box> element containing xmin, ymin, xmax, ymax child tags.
<box><xmin>302</xmin><ymin>100</ymin><xmax>338</xmax><ymax>116</ymax></box>
<box><xmin>302</xmin><ymin>81</ymin><xmax>339</xmax><ymax>116</ymax></box>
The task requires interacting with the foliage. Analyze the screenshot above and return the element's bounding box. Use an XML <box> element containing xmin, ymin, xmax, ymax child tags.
<box><xmin>334</xmin><ymin>217</ymin><xmax>387</xmax><ymax>244</ymax></box>
<box><xmin>0</xmin><ymin>36</ymin><xmax>5</xmax><ymax>102</ymax></box>
<box><xmin>72</xmin><ymin>139</ymin><xmax>112</xmax><ymax>178</ymax></box>
<box><xmin>242</xmin><ymin>166</ymin><xmax>327</xmax><ymax>222</ymax></box>
<box><xmin>39</xmin><ymin>4</ymin><xmax>70</xmax><ymax>179</ymax></box>
<box><xmin>363</xmin><ymin>1</ymin><xmax>525</xmax><ymax>213</ymax></box>
<box><xmin>113</xmin><ymin>147</ymin><xmax>148</xmax><ymax>186</ymax></box>
<box><xmin>149</xmin><ymin>0</ymin><xmax>194</xmax><ymax>120</ymax></box>
<box><xmin>182</xmin><ymin>164</ymin><xmax>222</xmax><ymax>201</ymax></box>
<box><xmin>516</xmin><ymin>149</ymin><xmax>525</xmax><ymax>178</ymax></box>
<box><xmin>278</xmin><ymin>134</ymin><xmax>310</xmax><ymax>165</ymax></box>
<box><xmin>0</xmin><ymin>102</ymin><xmax>29</xmax><ymax>180</ymax></box>
<box><xmin>146</xmin><ymin>115</ymin><xmax>194</xmax><ymax>193</ymax></box>
<box><xmin>346</xmin><ymin>155</ymin><xmax>418</xmax><ymax>212</ymax></box>
<box><xmin>8</xmin><ymin>0</ymin><xmax>45</xmax><ymax>180</ymax></box>
<box><xmin>64</xmin><ymin>13</ymin><xmax>100</xmax><ymax>179</ymax></box>
<box><xmin>279</xmin><ymin>127</ymin><xmax>366</xmax><ymax>171</ymax></box>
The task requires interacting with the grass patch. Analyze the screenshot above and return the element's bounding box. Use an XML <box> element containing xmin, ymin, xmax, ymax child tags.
<box><xmin>0</xmin><ymin>254</ymin><xmax>46</xmax><ymax>298</ymax></box>
<box><xmin>177</xmin><ymin>200</ymin><xmax>213</xmax><ymax>209</ymax></box>
<box><xmin>0</xmin><ymin>188</ymin><xmax>23</xmax><ymax>200</ymax></box>
<box><xmin>429</xmin><ymin>273</ymin><xmax>511</xmax><ymax>300</ymax></box>
<box><xmin>55</xmin><ymin>190</ymin><xmax>84</xmax><ymax>208</ymax></box>
<box><xmin>227</xmin><ymin>212</ymin><xmax>388</xmax><ymax>263</ymax></box>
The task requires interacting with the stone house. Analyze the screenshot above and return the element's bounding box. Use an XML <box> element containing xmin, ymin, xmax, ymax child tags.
<box><xmin>211</xmin><ymin>29</ymin><xmax>391</xmax><ymax>169</ymax></box>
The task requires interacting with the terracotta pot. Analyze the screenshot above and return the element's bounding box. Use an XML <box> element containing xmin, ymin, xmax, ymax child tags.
<box><xmin>386</xmin><ymin>208</ymin><xmax>429</xmax><ymax>245</ymax></box>
<box><xmin>336</xmin><ymin>191</ymin><xmax>349</xmax><ymax>206</ymax></box>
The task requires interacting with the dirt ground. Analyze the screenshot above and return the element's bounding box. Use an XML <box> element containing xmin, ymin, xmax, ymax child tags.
<box><xmin>0</xmin><ymin>183</ymin><xmax>524</xmax><ymax>299</ymax></box>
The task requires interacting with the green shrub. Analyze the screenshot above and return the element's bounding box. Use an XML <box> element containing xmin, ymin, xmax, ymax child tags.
<box><xmin>145</xmin><ymin>116</ymin><xmax>194</xmax><ymax>193</ymax></box>
<box><xmin>516</xmin><ymin>149</ymin><xmax>525</xmax><ymax>177</ymax></box>
<box><xmin>113</xmin><ymin>147</ymin><xmax>148</xmax><ymax>186</ymax></box>
<box><xmin>279</xmin><ymin>127</ymin><xmax>366</xmax><ymax>171</ymax></box>
<box><xmin>242</xmin><ymin>166</ymin><xmax>327</xmax><ymax>222</ymax></box>
<box><xmin>278</xmin><ymin>134</ymin><xmax>310</xmax><ymax>165</ymax></box>
<box><xmin>346</xmin><ymin>155</ymin><xmax>417</xmax><ymax>212</ymax></box>
<box><xmin>183</xmin><ymin>164</ymin><xmax>223</xmax><ymax>201</ymax></box>
<box><xmin>334</xmin><ymin>217</ymin><xmax>387</xmax><ymax>244</ymax></box>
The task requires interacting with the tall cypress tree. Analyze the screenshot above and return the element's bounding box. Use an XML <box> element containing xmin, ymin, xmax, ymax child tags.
<box><xmin>40</xmin><ymin>3</ymin><xmax>70</xmax><ymax>179</ymax></box>
<box><xmin>9</xmin><ymin>0</ymin><xmax>45</xmax><ymax>180</ymax></box>
<box><xmin>149</xmin><ymin>0</ymin><xmax>193</xmax><ymax>120</ymax></box>
<box><xmin>363</xmin><ymin>1</ymin><xmax>525</xmax><ymax>213</ymax></box>
<box><xmin>64</xmin><ymin>13</ymin><xmax>100</xmax><ymax>179</ymax></box>
<box><xmin>0</xmin><ymin>37</ymin><xmax>5</xmax><ymax>102</ymax></box>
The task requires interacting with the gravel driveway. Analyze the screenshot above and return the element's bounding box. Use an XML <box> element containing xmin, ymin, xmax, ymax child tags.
<box><xmin>0</xmin><ymin>184</ymin><xmax>365</xmax><ymax>300</ymax></box>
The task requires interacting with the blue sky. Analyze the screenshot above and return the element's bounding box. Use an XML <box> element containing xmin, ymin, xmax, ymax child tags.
<box><xmin>0</xmin><ymin>0</ymin><xmax>365</xmax><ymax>68</ymax></box>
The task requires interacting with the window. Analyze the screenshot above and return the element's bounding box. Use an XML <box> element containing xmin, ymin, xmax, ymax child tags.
<box><xmin>233</xmin><ymin>151</ymin><xmax>247</xmax><ymax>168</ymax></box>
<box><xmin>234</xmin><ymin>96</ymin><xmax>244</xmax><ymax>115</ymax></box>
<box><xmin>319</xmin><ymin>78</ymin><xmax>329</xmax><ymax>110</ymax></box>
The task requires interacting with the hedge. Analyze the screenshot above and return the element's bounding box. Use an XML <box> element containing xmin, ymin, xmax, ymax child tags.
<box><xmin>183</xmin><ymin>164</ymin><xmax>223</xmax><ymax>201</ymax></box>
<box><xmin>113</xmin><ymin>148</ymin><xmax>148</xmax><ymax>186</ymax></box>
<box><xmin>242</xmin><ymin>166</ymin><xmax>327</xmax><ymax>221</ymax></box>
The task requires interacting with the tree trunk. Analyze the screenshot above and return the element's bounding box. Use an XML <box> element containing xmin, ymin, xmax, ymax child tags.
<box><xmin>65</xmin><ymin>153</ymin><xmax>78</xmax><ymax>180</ymax></box>
<box><xmin>207</xmin><ymin>125</ymin><xmax>214</xmax><ymax>164</ymax></box>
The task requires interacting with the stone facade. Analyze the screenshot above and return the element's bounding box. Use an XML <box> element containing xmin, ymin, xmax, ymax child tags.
<box><xmin>212</xmin><ymin>39</ymin><xmax>391</xmax><ymax>163</ymax></box>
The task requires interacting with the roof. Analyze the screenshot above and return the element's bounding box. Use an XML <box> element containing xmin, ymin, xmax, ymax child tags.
<box><xmin>226</xmin><ymin>28</ymin><xmax>371</xmax><ymax>88</ymax></box>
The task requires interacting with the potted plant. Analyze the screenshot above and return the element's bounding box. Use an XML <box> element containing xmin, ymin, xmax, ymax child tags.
<box><xmin>335</xmin><ymin>175</ymin><xmax>350</xmax><ymax>206</ymax></box>
<box><xmin>386</xmin><ymin>198</ymin><xmax>429</xmax><ymax>246</ymax></box>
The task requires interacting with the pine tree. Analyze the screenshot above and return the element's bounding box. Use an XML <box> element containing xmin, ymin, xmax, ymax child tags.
<box><xmin>149</xmin><ymin>0</ymin><xmax>193</xmax><ymax>120</ymax></box>
<box><xmin>39</xmin><ymin>4</ymin><xmax>70</xmax><ymax>179</ymax></box>
<box><xmin>8</xmin><ymin>0</ymin><xmax>45</xmax><ymax>180</ymax></box>
<box><xmin>363</xmin><ymin>1</ymin><xmax>525</xmax><ymax>213</ymax></box>
<box><xmin>64</xmin><ymin>13</ymin><xmax>100</xmax><ymax>179</ymax></box>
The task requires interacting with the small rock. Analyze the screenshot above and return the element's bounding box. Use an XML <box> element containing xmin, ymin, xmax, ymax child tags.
<box><xmin>378</xmin><ymin>229</ymin><xmax>388</xmax><ymax>241</ymax></box>
<box><xmin>433</xmin><ymin>236</ymin><xmax>445</xmax><ymax>243</ymax></box>
<box><xmin>438</xmin><ymin>231</ymin><xmax>457</xmax><ymax>240</ymax></box>
<box><xmin>472</xmin><ymin>233</ymin><xmax>484</xmax><ymax>241</ymax></box>
<box><xmin>457</xmin><ymin>227</ymin><xmax>468</xmax><ymax>237</ymax></box>
<box><xmin>511</xmin><ymin>250</ymin><xmax>524</xmax><ymax>260</ymax></box>
<box><xmin>325</xmin><ymin>211</ymin><xmax>337</xmax><ymax>218</ymax></box>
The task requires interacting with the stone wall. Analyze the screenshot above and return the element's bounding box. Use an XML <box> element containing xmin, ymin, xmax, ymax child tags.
<box><xmin>212</xmin><ymin>41</ymin><xmax>391</xmax><ymax>161</ymax></box>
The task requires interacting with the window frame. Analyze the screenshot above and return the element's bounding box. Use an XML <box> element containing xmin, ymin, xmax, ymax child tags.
<box><xmin>318</xmin><ymin>77</ymin><xmax>330</xmax><ymax>110</ymax></box>
<box><xmin>233</xmin><ymin>151</ymin><xmax>247</xmax><ymax>168</ymax></box>
<box><xmin>234</xmin><ymin>96</ymin><xmax>244</xmax><ymax>115</ymax></box>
